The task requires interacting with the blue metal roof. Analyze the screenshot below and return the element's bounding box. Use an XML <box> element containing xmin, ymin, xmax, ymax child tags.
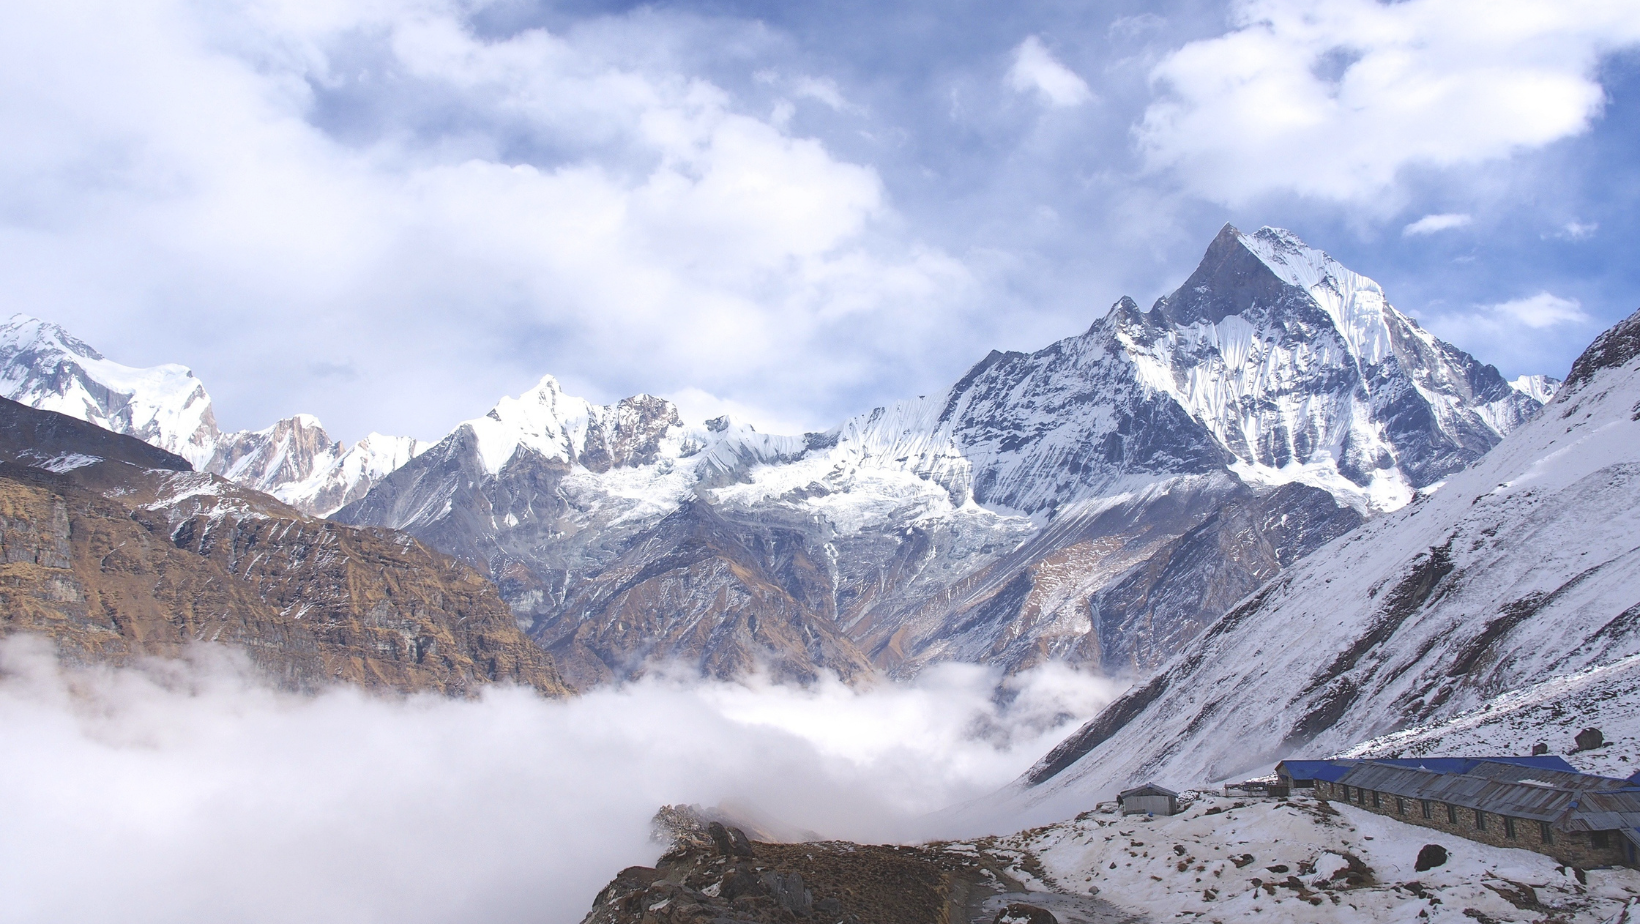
<box><xmin>1373</xmin><ymin>756</ymin><xmax>1579</xmax><ymax>775</ymax></box>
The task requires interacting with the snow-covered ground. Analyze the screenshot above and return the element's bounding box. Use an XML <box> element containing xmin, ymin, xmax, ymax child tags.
<box><xmin>967</xmin><ymin>793</ymin><xmax>1640</xmax><ymax>923</ymax></box>
<box><xmin>1343</xmin><ymin>654</ymin><xmax>1640</xmax><ymax>780</ymax></box>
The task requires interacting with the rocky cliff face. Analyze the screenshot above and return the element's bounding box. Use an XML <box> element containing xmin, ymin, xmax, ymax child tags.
<box><xmin>337</xmin><ymin>226</ymin><xmax>1535</xmax><ymax>687</ymax></box>
<box><xmin>0</xmin><ymin>315</ymin><xmax>425</xmax><ymax>515</ymax></box>
<box><xmin>0</xmin><ymin>397</ymin><xmax>568</xmax><ymax>696</ymax></box>
<box><xmin>987</xmin><ymin>306</ymin><xmax>1640</xmax><ymax>828</ymax></box>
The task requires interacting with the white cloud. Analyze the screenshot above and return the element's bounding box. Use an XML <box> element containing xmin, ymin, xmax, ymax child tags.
<box><xmin>1555</xmin><ymin>220</ymin><xmax>1599</xmax><ymax>240</ymax></box>
<box><xmin>1486</xmin><ymin>292</ymin><xmax>1590</xmax><ymax>329</ymax></box>
<box><xmin>0</xmin><ymin>0</ymin><xmax>977</xmax><ymax>442</ymax></box>
<box><xmin>1007</xmin><ymin>36</ymin><xmax>1094</xmax><ymax>108</ymax></box>
<box><xmin>1402</xmin><ymin>213</ymin><xmax>1472</xmax><ymax>236</ymax></box>
<box><xmin>1138</xmin><ymin>0</ymin><xmax>1640</xmax><ymax>206</ymax></box>
<box><xmin>0</xmin><ymin>636</ymin><xmax>1122</xmax><ymax>924</ymax></box>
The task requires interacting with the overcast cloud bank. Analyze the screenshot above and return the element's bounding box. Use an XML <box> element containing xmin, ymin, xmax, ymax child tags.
<box><xmin>2</xmin><ymin>0</ymin><xmax>1634</xmax><ymax>446</ymax></box>
<box><xmin>0</xmin><ymin>635</ymin><xmax>1121</xmax><ymax>924</ymax></box>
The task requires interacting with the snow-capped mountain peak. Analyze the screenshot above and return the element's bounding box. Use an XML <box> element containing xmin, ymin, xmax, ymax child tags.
<box><xmin>1115</xmin><ymin>224</ymin><xmax>1545</xmax><ymax>511</ymax></box>
<box><xmin>463</xmin><ymin>375</ymin><xmax>687</xmax><ymax>476</ymax></box>
<box><xmin>1510</xmin><ymin>373</ymin><xmax>1561</xmax><ymax>403</ymax></box>
<box><xmin>0</xmin><ymin>313</ymin><xmax>423</xmax><ymax>516</ymax></box>
<box><xmin>1</xmin><ymin>313</ymin><xmax>218</xmax><ymax>469</ymax></box>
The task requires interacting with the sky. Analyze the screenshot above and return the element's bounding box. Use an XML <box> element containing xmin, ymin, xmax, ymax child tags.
<box><xmin>3</xmin><ymin>0</ymin><xmax>1639</xmax><ymax>442</ymax></box>
<box><xmin>0</xmin><ymin>636</ymin><xmax>1121</xmax><ymax>924</ymax></box>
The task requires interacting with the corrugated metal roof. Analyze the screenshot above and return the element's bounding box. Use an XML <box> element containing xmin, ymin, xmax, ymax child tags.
<box><xmin>1120</xmin><ymin>785</ymin><xmax>1177</xmax><ymax>799</ymax></box>
<box><xmin>1277</xmin><ymin>760</ymin><xmax>1357</xmax><ymax>781</ymax></box>
<box><xmin>1336</xmin><ymin>761</ymin><xmax>1640</xmax><ymax>831</ymax></box>
<box><xmin>1371</xmin><ymin>756</ymin><xmax>1582</xmax><ymax>776</ymax></box>
<box><xmin>1280</xmin><ymin>755</ymin><xmax>1583</xmax><ymax>782</ymax></box>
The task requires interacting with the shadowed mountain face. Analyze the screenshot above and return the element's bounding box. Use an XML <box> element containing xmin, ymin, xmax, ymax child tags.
<box><xmin>0</xmin><ymin>397</ymin><xmax>569</xmax><ymax>696</ymax></box>
<box><xmin>334</xmin><ymin>226</ymin><xmax>1542</xmax><ymax>688</ymax></box>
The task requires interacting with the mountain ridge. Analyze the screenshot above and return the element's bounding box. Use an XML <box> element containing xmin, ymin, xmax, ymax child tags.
<box><xmin>983</xmin><ymin>303</ymin><xmax>1640</xmax><ymax>830</ymax></box>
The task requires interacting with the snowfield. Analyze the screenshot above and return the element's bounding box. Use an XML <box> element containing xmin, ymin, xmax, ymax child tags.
<box><xmin>974</xmin><ymin>793</ymin><xmax>1640</xmax><ymax>923</ymax></box>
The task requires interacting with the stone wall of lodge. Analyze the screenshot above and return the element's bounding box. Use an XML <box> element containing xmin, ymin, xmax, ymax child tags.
<box><xmin>1313</xmin><ymin>779</ymin><xmax>1633</xmax><ymax>869</ymax></box>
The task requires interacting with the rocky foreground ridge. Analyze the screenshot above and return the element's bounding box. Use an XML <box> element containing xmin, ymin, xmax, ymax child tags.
<box><xmin>584</xmin><ymin>793</ymin><xmax>1640</xmax><ymax>924</ymax></box>
<box><xmin>0</xmin><ymin>397</ymin><xmax>568</xmax><ymax>695</ymax></box>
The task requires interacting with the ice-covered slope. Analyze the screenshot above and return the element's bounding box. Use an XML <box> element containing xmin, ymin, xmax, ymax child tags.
<box><xmin>0</xmin><ymin>314</ymin><xmax>423</xmax><ymax>515</ymax></box>
<box><xmin>340</xmin><ymin>225</ymin><xmax>1541</xmax><ymax>688</ymax></box>
<box><xmin>998</xmin><ymin>306</ymin><xmax>1640</xmax><ymax>827</ymax></box>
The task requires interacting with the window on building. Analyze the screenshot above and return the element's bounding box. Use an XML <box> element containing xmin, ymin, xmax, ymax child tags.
<box><xmin>1371</xmin><ymin>790</ymin><xmax>1381</xmax><ymax>808</ymax></box>
<box><xmin>1540</xmin><ymin>821</ymin><xmax>1554</xmax><ymax>844</ymax></box>
<box><xmin>1396</xmin><ymin>797</ymin><xmax>1406</xmax><ymax>815</ymax></box>
<box><xmin>1475</xmin><ymin>809</ymin><xmax>1486</xmax><ymax>831</ymax></box>
<box><xmin>1504</xmin><ymin>817</ymin><xmax>1516</xmax><ymax>839</ymax></box>
<box><xmin>1342</xmin><ymin>785</ymin><xmax>1351</xmax><ymax>801</ymax></box>
<box><xmin>1447</xmin><ymin>803</ymin><xmax>1458</xmax><ymax>824</ymax></box>
<box><xmin>1421</xmin><ymin>800</ymin><xmax>1432</xmax><ymax>819</ymax></box>
<box><xmin>1592</xmin><ymin>831</ymin><xmax>1610</xmax><ymax>848</ymax></box>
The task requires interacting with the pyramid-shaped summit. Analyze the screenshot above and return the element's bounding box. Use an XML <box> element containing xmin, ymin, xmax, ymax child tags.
<box><xmin>1111</xmin><ymin>224</ymin><xmax>1542</xmax><ymax>508</ymax></box>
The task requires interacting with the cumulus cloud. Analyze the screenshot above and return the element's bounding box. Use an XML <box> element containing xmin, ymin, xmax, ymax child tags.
<box><xmin>0</xmin><ymin>0</ymin><xmax>977</xmax><ymax>441</ymax></box>
<box><xmin>1138</xmin><ymin>0</ymin><xmax>1640</xmax><ymax>206</ymax></box>
<box><xmin>1007</xmin><ymin>36</ymin><xmax>1094</xmax><ymax>108</ymax></box>
<box><xmin>0</xmin><ymin>636</ymin><xmax>1121</xmax><ymax>924</ymax></box>
<box><xmin>1484</xmin><ymin>292</ymin><xmax>1591</xmax><ymax>329</ymax></box>
<box><xmin>1402</xmin><ymin>213</ymin><xmax>1472</xmax><ymax>236</ymax></box>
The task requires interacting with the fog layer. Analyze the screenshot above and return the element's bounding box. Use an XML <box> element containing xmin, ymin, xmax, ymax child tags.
<box><xmin>0</xmin><ymin>636</ymin><xmax>1122</xmax><ymax>924</ymax></box>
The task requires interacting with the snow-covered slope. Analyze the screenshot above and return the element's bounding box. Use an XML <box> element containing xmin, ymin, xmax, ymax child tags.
<box><xmin>976</xmin><ymin>793</ymin><xmax>1640</xmax><ymax>924</ymax></box>
<box><xmin>339</xmin><ymin>225</ymin><xmax>1543</xmax><ymax>688</ymax></box>
<box><xmin>0</xmin><ymin>314</ymin><xmax>423</xmax><ymax>515</ymax></box>
<box><xmin>1342</xmin><ymin>653</ymin><xmax>1640</xmax><ymax>780</ymax></box>
<box><xmin>996</xmin><ymin>306</ymin><xmax>1640</xmax><ymax>827</ymax></box>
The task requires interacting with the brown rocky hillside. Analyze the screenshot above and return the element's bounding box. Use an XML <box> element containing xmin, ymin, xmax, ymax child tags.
<box><xmin>0</xmin><ymin>397</ymin><xmax>569</xmax><ymax>696</ymax></box>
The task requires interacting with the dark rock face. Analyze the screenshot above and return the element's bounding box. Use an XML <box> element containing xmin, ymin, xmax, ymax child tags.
<box><xmin>583</xmin><ymin>820</ymin><xmax>994</xmax><ymax>924</ymax></box>
<box><xmin>1563</xmin><ymin>307</ymin><xmax>1640</xmax><ymax>391</ymax></box>
<box><xmin>0</xmin><ymin>396</ymin><xmax>191</xmax><ymax>472</ymax></box>
<box><xmin>1414</xmin><ymin>844</ymin><xmax>1449</xmax><ymax>872</ymax></box>
<box><xmin>0</xmin><ymin>400</ymin><xmax>570</xmax><ymax>696</ymax></box>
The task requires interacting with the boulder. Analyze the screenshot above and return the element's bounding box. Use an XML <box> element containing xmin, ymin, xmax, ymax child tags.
<box><xmin>1415</xmin><ymin>844</ymin><xmax>1448</xmax><ymax>872</ymax></box>
<box><xmin>995</xmin><ymin>903</ymin><xmax>1058</xmax><ymax>924</ymax></box>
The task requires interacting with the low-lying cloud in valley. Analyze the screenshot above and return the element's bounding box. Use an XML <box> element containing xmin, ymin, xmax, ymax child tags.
<box><xmin>0</xmin><ymin>636</ymin><xmax>1122</xmax><ymax>924</ymax></box>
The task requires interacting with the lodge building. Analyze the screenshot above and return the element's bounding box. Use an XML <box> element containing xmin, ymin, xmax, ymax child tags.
<box><xmin>1276</xmin><ymin>757</ymin><xmax>1640</xmax><ymax>869</ymax></box>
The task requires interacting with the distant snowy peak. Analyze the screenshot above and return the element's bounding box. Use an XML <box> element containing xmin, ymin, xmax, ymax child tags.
<box><xmin>211</xmin><ymin>415</ymin><xmax>428</xmax><ymax>517</ymax></box>
<box><xmin>1114</xmin><ymin>224</ymin><xmax>1544</xmax><ymax>511</ymax></box>
<box><xmin>0</xmin><ymin>313</ymin><xmax>422</xmax><ymax>516</ymax></box>
<box><xmin>1510</xmin><ymin>375</ymin><xmax>1560</xmax><ymax>404</ymax></box>
<box><xmin>462</xmin><ymin>375</ymin><xmax>686</xmax><ymax>476</ymax></box>
<box><xmin>0</xmin><ymin>313</ymin><xmax>218</xmax><ymax>469</ymax></box>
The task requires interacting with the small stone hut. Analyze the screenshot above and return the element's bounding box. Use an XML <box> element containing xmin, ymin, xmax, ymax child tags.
<box><xmin>1119</xmin><ymin>783</ymin><xmax>1180</xmax><ymax>816</ymax></box>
